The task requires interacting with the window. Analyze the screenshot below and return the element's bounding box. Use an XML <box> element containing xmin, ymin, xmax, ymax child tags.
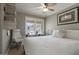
<box><xmin>36</xmin><ymin>23</ymin><xmax>42</xmax><ymax>35</ymax></box>
<box><xmin>25</xmin><ymin>22</ymin><xmax>43</xmax><ymax>36</ymax></box>
<box><xmin>25</xmin><ymin>22</ymin><xmax>35</xmax><ymax>35</ymax></box>
<box><xmin>25</xmin><ymin>16</ymin><xmax>44</xmax><ymax>36</ymax></box>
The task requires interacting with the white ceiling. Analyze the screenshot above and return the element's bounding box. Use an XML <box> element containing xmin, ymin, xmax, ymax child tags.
<box><xmin>16</xmin><ymin>3</ymin><xmax>75</xmax><ymax>18</ymax></box>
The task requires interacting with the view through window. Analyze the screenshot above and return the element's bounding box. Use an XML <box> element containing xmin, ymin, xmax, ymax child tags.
<box><xmin>25</xmin><ymin>22</ymin><xmax>42</xmax><ymax>36</ymax></box>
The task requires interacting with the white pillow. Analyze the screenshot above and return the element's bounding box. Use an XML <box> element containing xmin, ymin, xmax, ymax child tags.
<box><xmin>52</xmin><ymin>30</ymin><xmax>66</xmax><ymax>38</ymax></box>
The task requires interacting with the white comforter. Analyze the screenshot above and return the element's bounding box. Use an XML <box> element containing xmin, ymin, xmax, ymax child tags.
<box><xmin>24</xmin><ymin>35</ymin><xmax>79</xmax><ymax>55</ymax></box>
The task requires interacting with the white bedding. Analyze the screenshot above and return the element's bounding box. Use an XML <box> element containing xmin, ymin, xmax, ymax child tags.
<box><xmin>24</xmin><ymin>35</ymin><xmax>79</xmax><ymax>55</ymax></box>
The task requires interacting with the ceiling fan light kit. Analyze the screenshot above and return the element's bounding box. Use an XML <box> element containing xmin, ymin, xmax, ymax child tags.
<box><xmin>43</xmin><ymin>8</ymin><xmax>48</xmax><ymax>12</ymax></box>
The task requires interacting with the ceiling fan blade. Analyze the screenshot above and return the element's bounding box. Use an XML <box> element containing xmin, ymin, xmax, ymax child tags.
<box><xmin>47</xmin><ymin>3</ymin><xmax>56</xmax><ymax>7</ymax></box>
<box><xmin>40</xmin><ymin>3</ymin><xmax>46</xmax><ymax>7</ymax></box>
<box><xmin>48</xmin><ymin>8</ymin><xmax>54</xmax><ymax>11</ymax></box>
<box><xmin>31</xmin><ymin>6</ymin><xmax>43</xmax><ymax>10</ymax></box>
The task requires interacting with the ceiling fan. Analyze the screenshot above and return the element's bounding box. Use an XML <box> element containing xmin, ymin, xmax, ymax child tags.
<box><xmin>40</xmin><ymin>3</ymin><xmax>56</xmax><ymax>12</ymax></box>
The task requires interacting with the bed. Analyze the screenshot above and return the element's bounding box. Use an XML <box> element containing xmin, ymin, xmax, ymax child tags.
<box><xmin>24</xmin><ymin>30</ymin><xmax>79</xmax><ymax>55</ymax></box>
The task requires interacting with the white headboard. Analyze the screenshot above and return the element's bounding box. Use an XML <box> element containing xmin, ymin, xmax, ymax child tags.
<box><xmin>66</xmin><ymin>30</ymin><xmax>79</xmax><ymax>40</ymax></box>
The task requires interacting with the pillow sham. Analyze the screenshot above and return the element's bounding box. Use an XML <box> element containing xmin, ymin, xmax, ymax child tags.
<box><xmin>52</xmin><ymin>30</ymin><xmax>66</xmax><ymax>38</ymax></box>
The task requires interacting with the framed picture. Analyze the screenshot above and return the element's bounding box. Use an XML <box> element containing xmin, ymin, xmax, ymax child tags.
<box><xmin>57</xmin><ymin>7</ymin><xmax>79</xmax><ymax>25</ymax></box>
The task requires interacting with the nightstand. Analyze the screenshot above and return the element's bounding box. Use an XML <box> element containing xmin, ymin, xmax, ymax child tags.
<box><xmin>8</xmin><ymin>41</ymin><xmax>25</xmax><ymax>55</ymax></box>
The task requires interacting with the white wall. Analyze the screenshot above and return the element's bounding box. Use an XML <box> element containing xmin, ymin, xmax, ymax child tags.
<box><xmin>16</xmin><ymin>12</ymin><xmax>25</xmax><ymax>37</ymax></box>
<box><xmin>2</xmin><ymin>29</ymin><xmax>10</xmax><ymax>54</ymax></box>
<box><xmin>0</xmin><ymin>3</ymin><xmax>4</xmax><ymax>54</ymax></box>
<box><xmin>0</xmin><ymin>3</ymin><xmax>2</xmax><ymax>54</ymax></box>
<box><xmin>46</xmin><ymin>3</ymin><xmax>79</xmax><ymax>34</ymax></box>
